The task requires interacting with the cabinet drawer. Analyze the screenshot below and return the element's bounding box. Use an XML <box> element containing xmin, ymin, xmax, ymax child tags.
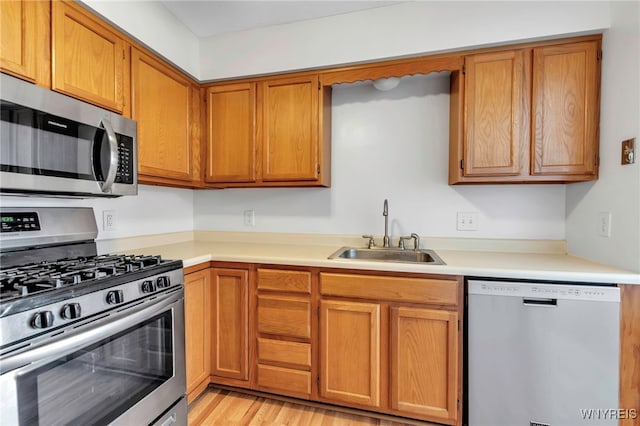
<box><xmin>320</xmin><ymin>273</ymin><xmax>459</xmax><ymax>306</ymax></box>
<box><xmin>256</xmin><ymin>364</ymin><xmax>311</xmax><ymax>397</ymax></box>
<box><xmin>257</xmin><ymin>338</ymin><xmax>311</xmax><ymax>369</ymax></box>
<box><xmin>257</xmin><ymin>295</ymin><xmax>311</xmax><ymax>339</ymax></box>
<box><xmin>257</xmin><ymin>268</ymin><xmax>311</xmax><ymax>294</ymax></box>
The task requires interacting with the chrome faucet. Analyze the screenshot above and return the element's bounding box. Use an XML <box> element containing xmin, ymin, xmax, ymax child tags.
<box><xmin>382</xmin><ymin>199</ymin><xmax>390</xmax><ymax>248</ymax></box>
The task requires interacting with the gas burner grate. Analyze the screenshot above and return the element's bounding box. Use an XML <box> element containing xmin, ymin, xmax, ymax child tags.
<box><xmin>0</xmin><ymin>254</ymin><xmax>167</xmax><ymax>301</ymax></box>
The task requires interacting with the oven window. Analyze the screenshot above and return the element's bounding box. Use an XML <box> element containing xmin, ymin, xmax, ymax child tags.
<box><xmin>17</xmin><ymin>311</ymin><xmax>173</xmax><ymax>426</ymax></box>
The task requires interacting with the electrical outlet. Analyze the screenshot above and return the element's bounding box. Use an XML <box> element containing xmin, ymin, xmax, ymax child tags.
<box><xmin>598</xmin><ymin>212</ymin><xmax>611</xmax><ymax>237</ymax></box>
<box><xmin>457</xmin><ymin>212</ymin><xmax>478</xmax><ymax>231</ymax></box>
<box><xmin>243</xmin><ymin>209</ymin><xmax>255</xmax><ymax>227</ymax></box>
<box><xmin>103</xmin><ymin>210</ymin><xmax>116</xmax><ymax>231</ymax></box>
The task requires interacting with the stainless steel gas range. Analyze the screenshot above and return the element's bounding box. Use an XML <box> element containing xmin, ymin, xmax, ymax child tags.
<box><xmin>0</xmin><ymin>207</ymin><xmax>187</xmax><ymax>426</ymax></box>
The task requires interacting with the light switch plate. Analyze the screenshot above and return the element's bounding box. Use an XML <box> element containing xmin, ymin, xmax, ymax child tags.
<box><xmin>457</xmin><ymin>212</ymin><xmax>478</xmax><ymax>231</ymax></box>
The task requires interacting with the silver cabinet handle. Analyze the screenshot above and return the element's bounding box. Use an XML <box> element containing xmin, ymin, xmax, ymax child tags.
<box><xmin>100</xmin><ymin>118</ymin><xmax>119</xmax><ymax>193</ymax></box>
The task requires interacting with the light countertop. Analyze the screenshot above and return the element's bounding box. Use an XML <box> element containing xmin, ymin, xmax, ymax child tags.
<box><xmin>109</xmin><ymin>232</ymin><xmax>640</xmax><ymax>285</ymax></box>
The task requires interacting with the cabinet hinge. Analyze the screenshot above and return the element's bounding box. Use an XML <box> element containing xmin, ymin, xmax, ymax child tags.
<box><xmin>317</xmin><ymin>306</ymin><xmax>320</xmax><ymax>317</ymax></box>
<box><xmin>460</xmin><ymin>159</ymin><xmax>464</xmax><ymax>170</ymax></box>
<box><xmin>318</xmin><ymin>80</ymin><xmax>321</xmax><ymax>90</ymax></box>
<box><xmin>317</xmin><ymin>376</ymin><xmax>320</xmax><ymax>388</ymax></box>
<box><xmin>317</xmin><ymin>164</ymin><xmax>321</xmax><ymax>175</ymax></box>
<box><xmin>597</xmin><ymin>50</ymin><xmax>603</xmax><ymax>61</ymax></box>
<box><xmin>122</xmin><ymin>50</ymin><xmax>125</xmax><ymax>60</ymax></box>
<box><xmin>462</xmin><ymin>64</ymin><xmax>466</xmax><ymax>75</ymax></box>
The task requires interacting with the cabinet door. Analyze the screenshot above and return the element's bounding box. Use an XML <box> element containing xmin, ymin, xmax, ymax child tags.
<box><xmin>390</xmin><ymin>307</ymin><xmax>458</xmax><ymax>422</ymax></box>
<box><xmin>0</xmin><ymin>0</ymin><xmax>48</xmax><ymax>84</ymax></box>
<box><xmin>464</xmin><ymin>50</ymin><xmax>525</xmax><ymax>177</ymax></box>
<box><xmin>261</xmin><ymin>75</ymin><xmax>319</xmax><ymax>181</ymax></box>
<box><xmin>319</xmin><ymin>299</ymin><xmax>381</xmax><ymax>407</ymax></box>
<box><xmin>131</xmin><ymin>48</ymin><xmax>197</xmax><ymax>182</ymax></box>
<box><xmin>211</xmin><ymin>268</ymin><xmax>249</xmax><ymax>381</ymax></box>
<box><xmin>206</xmin><ymin>83</ymin><xmax>256</xmax><ymax>183</ymax></box>
<box><xmin>184</xmin><ymin>270</ymin><xmax>210</xmax><ymax>400</ymax></box>
<box><xmin>51</xmin><ymin>1</ymin><xmax>126</xmax><ymax>112</ymax></box>
<box><xmin>532</xmin><ymin>41</ymin><xmax>600</xmax><ymax>177</ymax></box>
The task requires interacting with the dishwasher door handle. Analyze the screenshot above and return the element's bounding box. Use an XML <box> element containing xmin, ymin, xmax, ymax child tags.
<box><xmin>523</xmin><ymin>297</ymin><xmax>557</xmax><ymax>307</ymax></box>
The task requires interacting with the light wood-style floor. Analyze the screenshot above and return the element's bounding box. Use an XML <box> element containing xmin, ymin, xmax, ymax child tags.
<box><xmin>188</xmin><ymin>387</ymin><xmax>425</xmax><ymax>426</ymax></box>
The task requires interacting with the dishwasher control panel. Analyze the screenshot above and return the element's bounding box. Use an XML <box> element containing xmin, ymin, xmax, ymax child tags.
<box><xmin>468</xmin><ymin>280</ymin><xmax>620</xmax><ymax>302</ymax></box>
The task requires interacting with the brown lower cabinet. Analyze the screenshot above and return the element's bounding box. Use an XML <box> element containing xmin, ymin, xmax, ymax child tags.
<box><xmin>184</xmin><ymin>268</ymin><xmax>210</xmax><ymax>402</ymax></box>
<box><xmin>254</xmin><ymin>267</ymin><xmax>314</xmax><ymax>399</ymax></box>
<box><xmin>318</xmin><ymin>272</ymin><xmax>462</xmax><ymax>425</ymax></box>
<box><xmin>184</xmin><ymin>264</ymin><xmax>637</xmax><ymax>426</ymax></box>
<box><xmin>210</xmin><ymin>267</ymin><xmax>249</xmax><ymax>383</ymax></box>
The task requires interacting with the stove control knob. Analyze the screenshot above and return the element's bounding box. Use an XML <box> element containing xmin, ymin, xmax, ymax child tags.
<box><xmin>156</xmin><ymin>276</ymin><xmax>170</xmax><ymax>288</ymax></box>
<box><xmin>106</xmin><ymin>289</ymin><xmax>125</xmax><ymax>305</ymax></box>
<box><xmin>31</xmin><ymin>311</ymin><xmax>54</xmax><ymax>329</ymax></box>
<box><xmin>61</xmin><ymin>303</ymin><xmax>82</xmax><ymax>320</ymax></box>
<box><xmin>141</xmin><ymin>280</ymin><xmax>156</xmax><ymax>293</ymax></box>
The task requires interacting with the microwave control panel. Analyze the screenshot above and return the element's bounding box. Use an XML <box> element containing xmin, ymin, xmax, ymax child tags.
<box><xmin>1</xmin><ymin>212</ymin><xmax>41</xmax><ymax>233</ymax></box>
<box><xmin>115</xmin><ymin>134</ymin><xmax>134</xmax><ymax>184</ymax></box>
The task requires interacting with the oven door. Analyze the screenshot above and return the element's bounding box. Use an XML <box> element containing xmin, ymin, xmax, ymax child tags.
<box><xmin>0</xmin><ymin>290</ymin><xmax>185</xmax><ymax>426</ymax></box>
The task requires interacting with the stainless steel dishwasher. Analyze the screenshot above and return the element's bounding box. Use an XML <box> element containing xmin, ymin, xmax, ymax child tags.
<box><xmin>467</xmin><ymin>279</ymin><xmax>620</xmax><ymax>426</ymax></box>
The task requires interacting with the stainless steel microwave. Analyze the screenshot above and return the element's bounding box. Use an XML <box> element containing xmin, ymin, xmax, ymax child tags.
<box><xmin>0</xmin><ymin>73</ymin><xmax>137</xmax><ymax>197</ymax></box>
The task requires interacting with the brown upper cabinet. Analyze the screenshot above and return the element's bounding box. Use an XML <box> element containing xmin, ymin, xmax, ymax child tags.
<box><xmin>0</xmin><ymin>0</ymin><xmax>50</xmax><ymax>86</ymax></box>
<box><xmin>131</xmin><ymin>48</ymin><xmax>201</xmax><ymax>186</ymax></box>
<box><xmin>449</xmin><ymin>37</ymin><xmax>602</xmax><ymax>184</ymax></box>
<box><xmin>2</xmin><ymin>3</ymin><xmax>602</xmax><ymax>190</ymax></box>
<box><xmin>531</xmin><ymin>41</ymin><xmax>600</xmax><ymax>177</ymax></box>
<box><xmin>205</xmin><ymin>83</ymin><xmax>257</xmax><ymax>183</ymax></box>
<box><xmin>51</xmin><ymin>1</ymin><xmax>128</xmax><ymax>113</ymax></box>
<box><xmin>205</xmin><ymin>74</ymin><xmax>331</xmax><ymax>187</ymax></box>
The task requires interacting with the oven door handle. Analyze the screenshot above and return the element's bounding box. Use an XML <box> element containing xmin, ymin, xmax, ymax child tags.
<box><xmin>0</xmin><ymin>291</ymin><xmax>183</xmax><ymax>374</ymax></box>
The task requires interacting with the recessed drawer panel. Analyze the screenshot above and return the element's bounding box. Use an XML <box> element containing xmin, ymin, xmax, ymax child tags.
<box><xmin>257</xmin><ymin>268</ymin><xmax>311</xmax><ymax>294</ymax></box>
<box><xmin>256</xmin><ymin>364</ymin><xmax>312</xmax><ymax>397</ymax></box>
<box><xmin>320</xmin><ymin>273</ymin><xmax>459</xmax><ymax>306</ymax></box>
<box><xmin>257</xmin><ymin>295</ymin><xmax>311</xmax><ymax>339</ymax></box>
<box><xmin>257</xmin><ymin>338</ymin><xmax>311</xmax><ymax>369</ymax></box>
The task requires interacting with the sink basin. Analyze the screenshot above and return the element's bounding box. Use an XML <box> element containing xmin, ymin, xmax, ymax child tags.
<box><xmin>328</xmin><ymin>247</ymin><xmax>445</xmax><ymax>265</ymax></box>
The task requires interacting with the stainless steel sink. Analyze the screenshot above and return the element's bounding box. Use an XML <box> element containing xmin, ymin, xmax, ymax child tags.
<box><xmin>328</xmin><ymin>247</ymin><xmax>445</xmax><ymax>265</ymax></box>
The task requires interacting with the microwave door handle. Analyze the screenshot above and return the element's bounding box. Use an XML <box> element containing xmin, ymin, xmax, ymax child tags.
<box><xmin>100</xmin><ymin>118</ymin><xmax>119</xmax><ymax>193</ymax></box>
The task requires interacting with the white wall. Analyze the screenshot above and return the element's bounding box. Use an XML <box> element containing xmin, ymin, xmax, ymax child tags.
<box><xmin>200</xmin><ymin>1</ymin><xmax>609</xmax><ymax>80</ymax></box>
<box><xmin>80</xmin><ymin>0</ymin><xmax>200</xmax><ymax>79</ymax></box>
<box><xmin>0</xmin><ymin>185</ymin><xmax>194</xmax><ymax>241</ymax></box>
<box><xmin>566</xmin><ymin>1</ymin><xmax>640</xmax><ymax>272</ymax></box>
<box><xmin>194</xmin><ymin>74</ymin><xmax>566</xmax><ymax>240</ymax></box>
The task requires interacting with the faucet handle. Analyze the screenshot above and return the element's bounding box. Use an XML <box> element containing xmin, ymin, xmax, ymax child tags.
<box><xmin>410</xmin><ymin>233</ymin><xmax>420</xmax><ymax>251</ymax></box>
<box><xmin>398</xmin><ymin>236</ymin><xmax>413</xmax><ymax>250</ymax></box>
<box><xmin>362</xmin><ymin>235</ymin><xmax>376</xmax><ymax>249</ymax></box>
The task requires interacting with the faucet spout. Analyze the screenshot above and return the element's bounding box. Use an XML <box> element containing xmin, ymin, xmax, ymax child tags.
<box><xmin>383</xmin><ymin>199</ymin><xmax>390</xmax><ymax>248</ymax></box>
